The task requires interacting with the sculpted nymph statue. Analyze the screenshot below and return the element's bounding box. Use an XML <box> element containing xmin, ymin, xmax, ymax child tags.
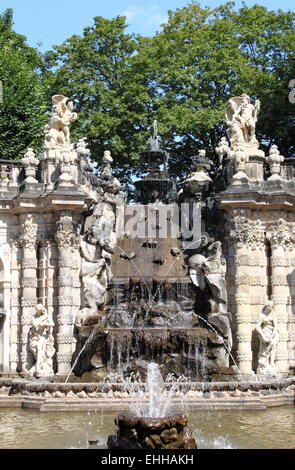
<box><xmin>255</xmin><ymin>300</ymin><xmax>279</xmax><ymax>374</ymax></box>
<box><xmin>29</xmin><ymin>304</ymin><xmax>55</xmax><ymax>377</ymax></box>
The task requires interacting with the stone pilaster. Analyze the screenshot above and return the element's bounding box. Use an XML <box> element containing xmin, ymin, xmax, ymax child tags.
<box><xmin>266</xmin><ymin>219</ymin><xmax>294</xmax><ymax>373</ymax></box>
<box><xmin>229</xmin><ymin>214</ymin><xmax>267</xmax><ymax>373</ymax></box>
<box><xmin>9</xmin><ymin>241</ymin><xmax>20</xmax><ymax>373</ymax></box>
<box><xmin>229</xmin><ymin>212</ymin><xmax>253</xmax><ymax>373</ymax></box>
<box><xmin>19</xmin><ymin>214</ymin><xmax>38</xmax><ymax>375</ymax></box>
<box><xmin>55</xmin><ymin>211</ymin><xmax>78</xmax><ymax>375</ymax></box>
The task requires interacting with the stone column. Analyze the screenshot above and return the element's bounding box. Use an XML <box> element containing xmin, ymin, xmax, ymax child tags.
<box><xmin>0</xmin><ymin>243</ymin><xmax>12</xmax><ymax>374</ymax></box>
<box><xmin>19</xmin><ymin>214</ymin><xmax>38</xmax><ymax>375</ymax></box>
<box><xmin>286</xmin><ymin>237</ymin><xmax>295</xmax><ymax>369</ymax></box>
<box><xmin>9</xmin><ymin>241</ymin><xmax>21</xmax><ymax>374</ymax></box>
<box><xmin>55</xmin><ymin>211</ymin><xmax>78</xmax><ymax>375</ymax></box>
<box><xmin>266</xmin><ymin>220</ymin><xmax>292</xmax><ymax>373</ymax></box>
<box><xmin>233</xmin><ymin>254</ymin><xmax>253</xmax><ymax>373</ymax></box>
<box><xmin>229</xmin><ymin>212</ymin><xmax>254</xmax><ymax>374</ymax></box>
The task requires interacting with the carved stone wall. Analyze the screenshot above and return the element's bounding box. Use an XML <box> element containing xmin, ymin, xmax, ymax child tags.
<box><xmin>220</xmin><ymin>205</ymin><xmax>295</xmax><ymax>375</ymax></box>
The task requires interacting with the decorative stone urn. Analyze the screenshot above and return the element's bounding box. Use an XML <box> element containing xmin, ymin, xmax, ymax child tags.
<box><xmin>107</xmin><ymin>414</ymin><xmax>197</xmax><ymax>449</ymax></box>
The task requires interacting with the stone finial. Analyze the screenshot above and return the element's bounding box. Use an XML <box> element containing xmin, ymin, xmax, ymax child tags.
<box><xmin>76</xmin><ymin>138</ymin><xmax>90</xmax><ymax>158</ymax></box>
<box><xmin>76</xmin><ymin>138</ymin><xmax>98</xmax><ymax>172</ymax></box>
<box><xmin>103</xmin><ymin>150</ymin><xmax>113</xmax><ymax>164</ymax></box>
<box><xmin>184</xmin><ymin>150</ymin><xmax>212</xmax><ymax>195</ymax></box>
<box><xmin>22</xmin><ymin>148</ymin><xmax>39</xmax><ymax>183</ymax></box>
<box><xmin>215</xmin><ymin>137</ymin><xmax>230</xmax><ymax>168</ymax></box>
<box><xmin>191</xmin><ymin>149</ymin><xmax>211</xmax><ymax>173</ymax></box>
<box><xmin>101</xmin><ymin>150</ymin><xmax>113</xmax><ymax>179</ymax></box>
<box><xmin>266</xmin><ymin>145</ymin><xmax>284</xmax><ymax>180</ymax></box>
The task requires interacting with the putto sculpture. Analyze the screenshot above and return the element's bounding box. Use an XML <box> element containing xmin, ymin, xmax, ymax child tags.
<box><xmin>44</xmin><ymin>94</ymin><xmax>77</xmax><ymax>148</ymax></box>
<box><xmin>29</xmin><ymin>304</ymin><xmax>55</xmax><ymax>378</ymax></box>
<box><xmin>226</xmin><ymin>94</ymin><xmax>260</xmax><ymax>149</ymax></box>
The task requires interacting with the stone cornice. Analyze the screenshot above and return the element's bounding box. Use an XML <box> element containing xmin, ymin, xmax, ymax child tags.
<box><xmin>216</xmin><ymin>188</ymin><xmax>295</xmax><ymax>210</ymax></box>
<box><xmin>0</xmin><ymin>191</ymin><xmax>90</xmax><ymax>215</ymax></box>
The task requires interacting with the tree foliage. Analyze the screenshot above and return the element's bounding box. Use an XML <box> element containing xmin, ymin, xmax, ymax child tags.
<box><xmin>0</xmin><ymin>9</ymin><xmax>47</xmax><ymax>160</ymax></box>
<box><xmin>0</xmin><ymin>4</ymin><xmax>294</xmax><ymax>178</ymax></box>
<box><xmin>45</xmin><ymin>2</ymin><xmax>294</xmax><ymax>181</ymax></box>
<box><xmin>43</xmin><ymin>16</ymin><xmax>154</xmax><ymax>180</ymax></box>
<box><xmin>137</xmin><ymin>2</ymin><xmax>295</xmax><ymax>177</ymax></box>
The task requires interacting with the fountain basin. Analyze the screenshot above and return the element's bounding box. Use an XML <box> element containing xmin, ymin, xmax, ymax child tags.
<box><xmin>79</xmin><ymin>326</ymin><xmax>228</xmax><ymax>381</ymax></box>
<box><xmin>108</xmin><ymin>413</ymin><xmax>197</xmax><ymax>449</ymax></box>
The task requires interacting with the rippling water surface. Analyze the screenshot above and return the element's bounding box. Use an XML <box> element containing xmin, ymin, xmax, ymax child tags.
<box><xmin>0</xmin><ymin>406</ymin><xmax>294</xmax><ymax>449</ymax></box>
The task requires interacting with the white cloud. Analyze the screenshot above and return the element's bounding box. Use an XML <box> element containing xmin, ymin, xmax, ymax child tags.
<box><xmin>122</xmin><ymin>4</ymin><xmax>168</xmax><ymax>31</ymax></box>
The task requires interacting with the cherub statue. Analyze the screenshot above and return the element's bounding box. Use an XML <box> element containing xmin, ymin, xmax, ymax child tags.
<box><xmin>226</xmin><ymin>94</ymin><xmax>260</xmax><ymax>148</ymax></box>
<box><xmin>45</xmin><ymin>95</ymin><xmax>78</xmax><ymax>148</ymax></box>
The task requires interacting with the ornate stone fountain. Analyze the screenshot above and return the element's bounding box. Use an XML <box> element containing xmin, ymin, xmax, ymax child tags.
<box><xmin>75</xmin><ymin>121</ymin><xmax>234</xmax><ymax>383</ymax></box>
<box><xmin>0</xmin><ymin>93</ymin><xmax>293</xmax><ymax>387</ymax></box>
<box><xmin>107</xmin><ymin>363</ymin><xmax>197</xmax><ymax>449</ymax></box>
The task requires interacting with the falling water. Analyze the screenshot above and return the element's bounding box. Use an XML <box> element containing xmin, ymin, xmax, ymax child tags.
<box><xmin>193</xmin><ymin>313</ymin><xmax>243</xmax><ymax>380</ymax></box>
<box><xmin>128</xmin><ymin>363</ymin><xmax>183</xmax><ymax>418</ymax></box>
<box><xmin>65</xmin><ymin>326</ymin><xmax>99</xmax><ymax>383</ymax></box>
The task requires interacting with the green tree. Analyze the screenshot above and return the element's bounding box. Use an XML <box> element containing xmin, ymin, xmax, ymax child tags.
<box><xmin>0</xmin><ymin>9</ymin><xmax>47</xmax><ymax>160</ymax></box>
<box><xmin>43</xmin><ymin>16</ymin><xmax>154</xmax><ymax>180</ymax></box>
<box><xmin>45</xmin><ymin>3</ymin><xmax>295</xmax><ymax>180</ymax></box>
<box><xmin>138</xmin><ymin>2</ymin><xmax>295</xmax><ymax>177</ymax></box>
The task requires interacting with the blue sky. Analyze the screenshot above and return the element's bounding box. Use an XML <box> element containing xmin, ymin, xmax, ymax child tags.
<box><xmin>1</xmin><ymin>0</ymin><xmax>294</xmax><ymax>51</ymax></box>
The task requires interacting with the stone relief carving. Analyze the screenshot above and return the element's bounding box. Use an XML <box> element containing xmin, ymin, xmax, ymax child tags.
<box><xmin>45</xmin><ymin>95</ymin><xmax>77</xmax><ymax>149</ymax></box>
<box><xmin>254</xmin><ymin>300</ymin><xmax>279</xmax><ymax>374</ymax></box>
<box><xmin>55</xmin><ymin>211</ymin><xmax>79</xmax><ymax>251</ymax></box>
<box><xmin>229</xmin><ymin>216</ymin><xmax>265</xmax><ymax>249</ymax></box>
<box><xmin>226</xmin><ymin>94</ymin><xmax>260</xmax><ymax>149</ymax></box>
<box><xmin>266</xmin><ymin>218</ymin><xmax>295</xmax><ymax>249</ymax></box>
<box><xmin>19</xmin><ymin>213</ymin><xmax>38</xmax><ymax>249</ymax></box>
<box><xmin>29</xmin><ymin>304</ymin><xmax>55</xmax><ymax>377</ymax></box>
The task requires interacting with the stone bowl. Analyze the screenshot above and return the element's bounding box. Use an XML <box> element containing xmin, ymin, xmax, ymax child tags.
<box><xmin>108</xmin><ymin>413</ymin><xmax>197</xmax><ymax>449</ymax></box>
